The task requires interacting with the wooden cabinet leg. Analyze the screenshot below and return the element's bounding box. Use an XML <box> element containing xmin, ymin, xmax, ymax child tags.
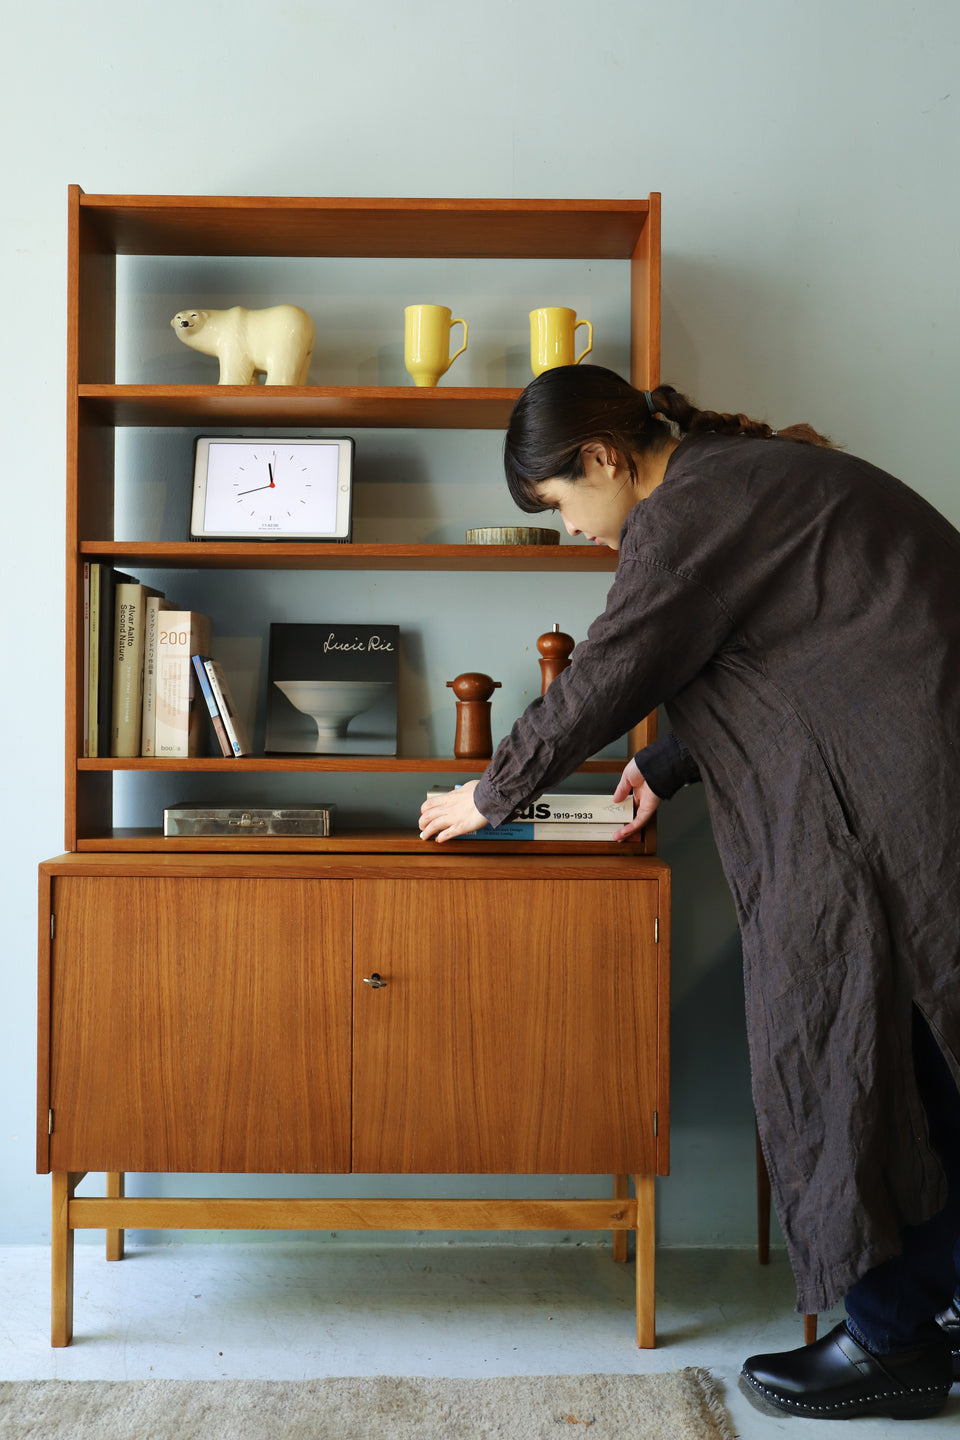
<box><xmin>106</xmin><ymin>1172</ymin><xmax>125</xmax><ymax>1261</ymax></box>
<box><xmin>804</xmin><ymin>1313</ymin><xmax>818</xmax><ymax>1344</ymax></box>
<box><xmin>51</xmin><ymin>1172</ymin><xmax>78</xmax><ymax>1347</ymax></box>
<box><xmin>634</xmin><ymin>1173</ymin><xmax>655</xmax><ymax>1348</ymax></box>
<box><xmin>612</xmin><ymin>1174</ymin><xmax>629</xmax><ymax>1262</ymax></box>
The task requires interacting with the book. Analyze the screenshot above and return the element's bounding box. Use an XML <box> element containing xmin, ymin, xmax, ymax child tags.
<box><xmin>266</xmin><ymin>622</ymin><xmax>399</xmax><ymax>756</ymax></box>
<box><xmin>94</xmin><ymin>565</ymin><xmax>135</xmax><ymax>757</ymax></box>
<box><xmin>445</xmin><ymin>822</ymin><xmax>625</xmax><ymax>841</ymax></box>
<box><xmin>87</xmin><ymin>563</ymin><xmax>101</xmax><ymax>756</ymax></box>
<box><xmin>509</xmin><ymin>794</ymin><xmax>634</xmax><ymax>824</ymax></box>
<box><xmin>112</xmin><ymin>581</ymin><xmax>164</xmax><ymax>757</ymax></box>
<box><xmin>201</xmin><ymin>657</ymin><xmax>253</xmax><ymax>757</ymax></box>
<box><xmin>141</xmin><ymin>595</ymin><xmax>176</xmax><ymax>756</ymax></box>
<box><xmin>427</xmin><ymin>788</ymin><xmax>634</xmax><ymax>825</ymax></box>
<box><xmin>81</xmin><ymin>563</ymin><xmax>90</xmax><ymax>757</ymax></box>
<box><xmin>154</xmin><ymin>611</ymin><xmax>212</xmax><ymax>758</ymax></box>
<box><xmin>192</xmin><ymin>655</ymin><xmax>233</xmax><ymax>757</ymax></box>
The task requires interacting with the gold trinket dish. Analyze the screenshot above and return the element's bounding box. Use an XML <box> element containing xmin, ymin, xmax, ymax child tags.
<box><xmin>465</xmin><ymin>526</ymin><xmax>560</xmax><ymax>545</ymax></box>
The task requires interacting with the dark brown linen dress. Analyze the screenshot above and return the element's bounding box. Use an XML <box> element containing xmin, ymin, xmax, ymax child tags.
<box><xmin>473</xmin><ymin>432</ymin><xmax>960</xmax><ymax>1314</ymax></box>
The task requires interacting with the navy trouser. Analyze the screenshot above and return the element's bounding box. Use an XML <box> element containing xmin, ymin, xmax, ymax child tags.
<box><xmin>844</xmin><ymin>1008</ymin><xmax>960</xmax><ymax>1352</ymax></box>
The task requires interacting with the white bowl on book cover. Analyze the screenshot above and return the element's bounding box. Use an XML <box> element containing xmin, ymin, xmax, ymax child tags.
<box><xmin>273</xmin><ymin>679</ymin><xmax>392</xmax><ymax>741</ymax></box>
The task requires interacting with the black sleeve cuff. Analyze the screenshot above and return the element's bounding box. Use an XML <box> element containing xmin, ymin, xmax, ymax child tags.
<box><xmin>633</xmin><ymin>733</ymin><xmax>702</xmax><ymax>800</ymax></box>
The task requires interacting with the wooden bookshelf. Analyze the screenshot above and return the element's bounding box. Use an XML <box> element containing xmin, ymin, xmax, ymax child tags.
<box><xmin>41</xmin><ymin>190</ymin><xmax>669</xmax><ymax>1355</ymax></box>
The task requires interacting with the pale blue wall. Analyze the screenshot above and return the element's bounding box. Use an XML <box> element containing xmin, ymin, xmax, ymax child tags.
<box><xmin>2</xmin><ymin>0</ymin><xmax>958</xmax><ymax>1249</ymax></box>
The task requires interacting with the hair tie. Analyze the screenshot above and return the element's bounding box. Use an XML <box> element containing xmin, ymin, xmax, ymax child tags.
<box><xmin>643</xmin><ymin>390</ymin><xmax>658</xmax><ymax>418</ymax></box>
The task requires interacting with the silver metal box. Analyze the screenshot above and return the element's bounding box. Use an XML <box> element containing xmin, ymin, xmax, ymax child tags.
<box><xmin>163</xmin><ymin>804</ymin><xmax>335</xmax><ymax>837</ymax></box>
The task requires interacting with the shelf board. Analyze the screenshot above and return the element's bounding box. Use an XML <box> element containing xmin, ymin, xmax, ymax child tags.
<box><xmin>77</xmin><ymin>540</ymin><xmax>616</xmax><ymax>572</ymax></box>
<box><xmin>77</xmin><ymin>384</ymin><xmax>521</xmax><ymax>429</ymax></box>
<box><xmin>78</xmin><ymin>827</ymin><xmax>648</xmax><ymax>855</ymax></box>
<box><xmin>80</xmin><ymin>194</ymin><xmax>654</xmax><ymax>260</ymax></box>
<box><xmin>77</xmin><ymin>755</ymin><xmax>626</xmax><ymax>773</ymax></box>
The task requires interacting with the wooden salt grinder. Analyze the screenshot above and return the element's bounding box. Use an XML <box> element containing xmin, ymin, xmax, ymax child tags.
<box><xmin>537</xmin><ymin>623</ymin><xmax>575</xmax><ymax>694</ymax></box>
<box><xmin>447</xmin><ymin>672</ymin><xmax>501</xmax><ymax>758</ymax></box>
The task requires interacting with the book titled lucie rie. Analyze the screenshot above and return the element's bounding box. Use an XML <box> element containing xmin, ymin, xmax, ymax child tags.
<box><xmin>266</xmin><ymin>622</ymin><xmax>399</xmax><ymax>756</ymax></box>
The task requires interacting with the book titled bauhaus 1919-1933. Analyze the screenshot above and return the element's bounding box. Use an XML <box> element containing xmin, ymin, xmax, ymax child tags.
<box><xmin>424</xmin><ymin>788</ymin><xmax>634</xmax><ymax>840</ymax></box>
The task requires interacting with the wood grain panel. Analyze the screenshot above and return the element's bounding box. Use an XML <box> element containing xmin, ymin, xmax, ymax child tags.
<box><xmin>77</xmin><ymin>828</ymin><xmax>648</xmax><ymax>855</ymax></box>
<box><xmin>630</xmin><ymin>191</ymin><xmax>661</xmax><ymax>391</ymax></box>
<box><xmin>79</xmin><ymin>385</ymin><xmax>520</xmax><ymax>430</ymax></box>
<box><xmin>36</xmin><ymin>870</ymin><xmax>53</xmax><ymax>1173</ymax></box>
<box><xmin>71</xmin><ymin>186</ymin><xmax>117</xmax><ymax>386</ymax></box>
<box><xmin>41</xmin><ymin>851</ymin><xmax>669</xmax><ymax>882</ymax></box>
<box><xmin>66</xmin><ymin>187</ymin><xmax>117</xmax><ymax>848</ymax></box>
<box><xmin>79</xmin><ymin>194</ymin><xmax>653</xmax><ymax>260</ymax></box>
<box><xmin>76</xmin><ymin>537</ymin><xmax>618</xmax><ymax>571</ymax></box>
<box><xmin>77</xmin><ymin>758</ymin><xmax>627</xmax><ymax>775</ymax></box>
<box><xmin>69</xmin><ymin>1196</ymin><xmax>634</xmax><ymax>1232</ymax></box>
<box><xmin>48</xmin><ymin>877</ymin><xmax>352</xmax><ymax>1173</ymax></box>
<box><xmin>352</xmin><ymin>878</ymin><xmax>660</xmax><ymax>1174</ymax></box>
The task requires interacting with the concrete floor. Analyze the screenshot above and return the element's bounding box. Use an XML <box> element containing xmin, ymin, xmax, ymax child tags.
<box><xmin>1</xmin><ymin>1242</ymin><xmax>958</xmax><ymax>1437</ymax></box>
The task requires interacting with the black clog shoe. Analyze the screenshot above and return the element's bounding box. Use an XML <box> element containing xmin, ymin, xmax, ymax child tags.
<box><xmin>936</xmin><ymin>1297</ymin><xmax>960</xmax><ymax>1380</ymax></box>
<box><xmin>739</xmin><ymin>1320</ymin><xmax>953</xmax><ymax>1420</ymax></box>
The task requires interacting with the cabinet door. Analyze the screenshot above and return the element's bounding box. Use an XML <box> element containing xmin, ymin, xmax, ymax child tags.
<box><xmin>353</xmin><ymin>878</ymin><xmax>661</xmax><ymax>1173</ymax></box>
<box><xmin>48</xmin><ymin>877</ymin><xmax>352</xmax><ymax>1173</ymax></box>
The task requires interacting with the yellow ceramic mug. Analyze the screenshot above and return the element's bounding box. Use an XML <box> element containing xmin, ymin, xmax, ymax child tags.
<box><xmin>530</xmin><ymin>306</ymin><xmax>593</xmax><ymax>377</ymax></box>
<box><xmin>404</xmin><ymin>304</ymin><xmax>469</xmax><ymax>387</ymax></box>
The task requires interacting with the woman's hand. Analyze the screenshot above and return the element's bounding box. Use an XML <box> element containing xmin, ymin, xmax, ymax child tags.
<box><xmin>612</xmin><ymin>758</ymin><xmax>662</xmax><ymax>841</ymax></box>
<box><xmin>419</xmin><ymin>780</ymin><xmax>487</xmax><ymax>843</ymax></box>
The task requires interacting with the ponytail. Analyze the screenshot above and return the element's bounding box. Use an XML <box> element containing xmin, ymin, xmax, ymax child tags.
<box><xmin>649</xmin><ymin>383</ymin><xmax>834</xmax><ymax>451</ymax></box>
<box><xmin>504</xmin><ymin>366</ymin><xmax>835</xmax><ymax>513</ymax></box>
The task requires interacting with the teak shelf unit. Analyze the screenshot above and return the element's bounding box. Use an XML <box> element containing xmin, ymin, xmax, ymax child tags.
<box><xmin>67</xmin><ymin>190</ymin><xmax>660</xmax><ymax>851</ymax></box>
<box><xmin>41</xmin><ymin>189</ymin><xmax>669</xmax><ymax>1348</ymax></box>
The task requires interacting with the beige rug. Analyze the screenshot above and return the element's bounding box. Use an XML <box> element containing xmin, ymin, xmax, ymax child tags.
<box><xmin>0</xmin><ymin>1372</ymin><xmax>736</xmax><ymax>1439</ymax></box>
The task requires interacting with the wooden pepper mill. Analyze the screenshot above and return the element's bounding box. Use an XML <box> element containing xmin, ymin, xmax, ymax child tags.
<box><xmin>447</xmin><ymin>672</ymin><xmax>501</xmax><ymax>758</ymax></box>
<box><xmin>537</xmin><ymin>623</ymin><xmax>575</xmax><ymax>693</ymax></box>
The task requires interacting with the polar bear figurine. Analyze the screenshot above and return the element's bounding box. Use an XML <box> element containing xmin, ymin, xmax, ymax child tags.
<box><xmin>170</xmin><ymin>304</ymin><xmax>316</xmax><ymax>385</ymax></box>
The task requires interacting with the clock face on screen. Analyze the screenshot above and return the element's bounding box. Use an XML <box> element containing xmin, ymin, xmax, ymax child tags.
<box><xmin>191</xmin><ymin>438</ymin><xmax>352</xmax><ymax>539</ymax></box>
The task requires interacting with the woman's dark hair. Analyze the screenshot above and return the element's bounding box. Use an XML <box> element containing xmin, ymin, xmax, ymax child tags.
<box><xmin>503</xmin><ymin>365</ymin><xmax>834</xmax><ymax>512</ymax></box>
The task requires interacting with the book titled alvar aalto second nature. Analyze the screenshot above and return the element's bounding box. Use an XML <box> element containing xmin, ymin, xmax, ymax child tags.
<box><xmin>112</xmin><ymin>580</ymin><xmax>165</xmax><ymax>757</ymax></box>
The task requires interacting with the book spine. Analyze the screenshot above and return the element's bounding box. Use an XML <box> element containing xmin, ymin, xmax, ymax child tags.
<box><xmin>202</xmin><ymin>657</ymin><xmax>252</xmax><ymax>757</ymax></box>
<box><xmin>427</xmin><ymin>787</ymin><xmax>633</xmax><ymax>824</ymax></box>
<box><xmin>81</xmin><ymin>563</ymin><xmax>90</xmax><ymax>758</ymax></box>
<box><xmin>155</xmin><ymin>612</ymin><xmax>212</xmax><ymax>758</ymax></box>
<box><xmin>112</xmin><ymin>583</ymin><xmax>147</xmax><ymax>757</ymax></box>
<box><xmin>192</xmin><ymin>655</ymin><xmax>233</xmax><ymax>758</ymax></box>
<box><xmin>141</xmin><ymin>597</ymin><xmax>159</xmax><ymax>758</ymax></box>
<box><xmin>87</xmin><ymin>563</ymin><xmax>101</xmax><ymax>757</ymax></box>
<box><xmin>450</xmin><ymin>822</ymin><xmax>624</xmax><ymax>841</ymax></box>
<box><xmin>141</xmin><ymin>596</ymin><xmax>173</xmax><ymax>756</ymax></box>
<box><xmin>97</xmin><ymin>566</ymin><xmax>134</xmax><ymax>759</ymax></box>
<box><xmin>508</xmin><ymin>798</ymin><xmax>633</xmax><ymax>823</ymax></box>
